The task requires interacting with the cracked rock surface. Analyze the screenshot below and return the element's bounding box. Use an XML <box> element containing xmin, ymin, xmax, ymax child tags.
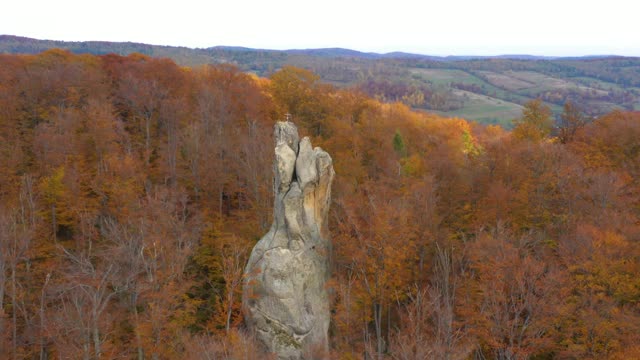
<box><xmin>243</xmin><ymin>121</ymin><xmax>334</xmax><ymax>359</ymax></box>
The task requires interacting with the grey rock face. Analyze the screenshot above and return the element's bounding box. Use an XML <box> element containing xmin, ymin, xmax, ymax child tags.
<box><xmin>243</xmin><ymin>121</ymin><xmax>334</xmax><ymax>359</ymax></box>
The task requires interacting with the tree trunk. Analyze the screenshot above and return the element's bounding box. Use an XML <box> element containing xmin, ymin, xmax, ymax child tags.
<box><xmin>92</xmin><ymin>318</ymin><xmax>101</xmax><ymax>359</ymax></box>
<box><xmin>132</xmin><ymin>293</ymin><xmax>144</xmax><ymax>360</ymax></box>
<box><xmin>39</xmin><ymin>275</ymin><xmax>49</xmax><ymax>360</ymax></box>
<box><xmin>374</xmin><ymin>302</ymin><xmax>383</xmax><ymax>359</ymax></box>
<box><xmin>51</xmin><ymin>204</ymin><xmax>56</xmax><ymax>243</ymax></box>
<box><xmin>11</xmin><ymin>266</ymin><xmax>17</xmax><ymax>360</ymax></box>
<box><xmin>145</xmin><ymin>115</ymin><xmax>151</xmax><ymax>166</ymax></box>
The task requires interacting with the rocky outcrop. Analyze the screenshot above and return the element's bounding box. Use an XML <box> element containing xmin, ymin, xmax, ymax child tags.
<box><xmin>242</xmin><ymin>121</ymin><xmax>334</xmax><ymax>359</ymax></box>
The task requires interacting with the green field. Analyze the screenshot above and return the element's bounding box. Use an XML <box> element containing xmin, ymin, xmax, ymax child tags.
<box><xmin>434</xmin><ymin>89</ymin><xmax>523</xmax><ymax>127</ymax></box>
<box><xmin>409</xmin><ymin>68</ymin><xmax>485</xmax><ymax>86</ymax></box>
<box><xmin>384</xmin><ymin>67</ymin><xmax>613</xmax><ymax>125</ymax></box>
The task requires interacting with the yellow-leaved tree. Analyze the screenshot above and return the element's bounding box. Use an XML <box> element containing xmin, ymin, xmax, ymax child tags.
<box><xmin>513</xmin><ymin>99</ymin><xmax>554</xmax><ymax>142</ymax></box>
<box><xmin>39</xmin><ymin>166</ymin><xmax>73</xmax><ymax>242</ymax></box>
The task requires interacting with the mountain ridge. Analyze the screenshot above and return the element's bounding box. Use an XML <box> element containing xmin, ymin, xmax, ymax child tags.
<box><xmin>1</xmin><ymin>35</ymin><xmax>633</xmax><ymax>61</ymax></box>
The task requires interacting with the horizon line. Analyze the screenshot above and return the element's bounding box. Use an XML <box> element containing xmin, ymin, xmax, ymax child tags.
<box><xmin>1</xmin><ymin>34</ymin><xmax>638</xmax><ymax>59</ymax></box>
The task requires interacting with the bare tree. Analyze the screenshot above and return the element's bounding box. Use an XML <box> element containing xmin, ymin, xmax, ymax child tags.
<box><xmin>101</xmin><ymin>218</ymin><xmax>147</xmax><ymax>360</ymax></box>
<box><xmin>388</xmin><ymin>244</ymin><xmax>471</xmax><ymax>360</ymax></box>
<box><xmin>182</xmin><ymin>329</ymin><xmax>270</xmax><ymax>360</ymax></box>
<box><xmin>51</xmin><ymin>247</ymin><xmax>117</xmax><ymax>360</ymax></box>
<box><xmin>0</xmin><ymin>209</ymin><xmax>12</xmax><ymax>357</ymax></box>
<box><xmin>0</xmin><ymin>175</ymin><xmax>36</xmax><ymax>359</ymax></box>
<box><xmin>217</xmin><ymin>236</ymin><xmax>248</xmax><ymax>332</ymax></box>
<box><xmin>99</xmin><ymin>188</ymin><xmax>198</xmax><ymax>360</ymax></box>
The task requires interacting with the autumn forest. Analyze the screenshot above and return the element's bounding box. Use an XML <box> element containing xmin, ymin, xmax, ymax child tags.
<box><xmin>1</xmin><ymin>49</ymin><xmax>639</xmax><ymax>359</ymax></box>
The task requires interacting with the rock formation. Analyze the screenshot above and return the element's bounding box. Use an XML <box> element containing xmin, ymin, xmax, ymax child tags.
<box><xmin>242</xmin><ymin>121</ymin><xmax>334</xmax><ymax>359</ymax></box>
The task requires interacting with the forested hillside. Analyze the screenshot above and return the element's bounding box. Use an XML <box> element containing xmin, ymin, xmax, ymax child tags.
<box><xmin>2</xmin><ymin>35</ymin><xmax>640</xmax><ymax>127</ymax></box>
<box><xmin>1</xmin><ymin>50</ymin><xmax>639</xmax><ymax>359</ymax></box>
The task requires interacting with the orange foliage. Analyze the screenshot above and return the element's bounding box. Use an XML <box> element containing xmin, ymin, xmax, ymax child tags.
<box><xmin>0</xmin><ymin>55</ymin><xmax>639</xmax><ymax>359</ymax></box>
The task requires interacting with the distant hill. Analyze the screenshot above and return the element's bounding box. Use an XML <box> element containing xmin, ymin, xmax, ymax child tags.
<box><xmin>2</xmin><ymin>34</ymin><xmax>639</xmax><ymax>126</ymax></box>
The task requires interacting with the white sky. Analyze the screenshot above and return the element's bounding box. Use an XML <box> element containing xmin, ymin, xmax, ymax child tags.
<box><xmin>2</xmin><ymin>0</ymin><xmax>638</xmax><ymax>56</ymax></box>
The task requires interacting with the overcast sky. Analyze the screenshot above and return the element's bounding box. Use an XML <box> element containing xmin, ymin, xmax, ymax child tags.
<box><xmin>2</xmin><ymin>0</ymin><xmax>638</xmax><ymax>56</ymax></box>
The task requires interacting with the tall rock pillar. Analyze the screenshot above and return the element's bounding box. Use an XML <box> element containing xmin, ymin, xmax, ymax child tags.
<box><xmin>242</xmin><ymin>121</ymin><xmax>334</xmax><ymax>359</ymax></box>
